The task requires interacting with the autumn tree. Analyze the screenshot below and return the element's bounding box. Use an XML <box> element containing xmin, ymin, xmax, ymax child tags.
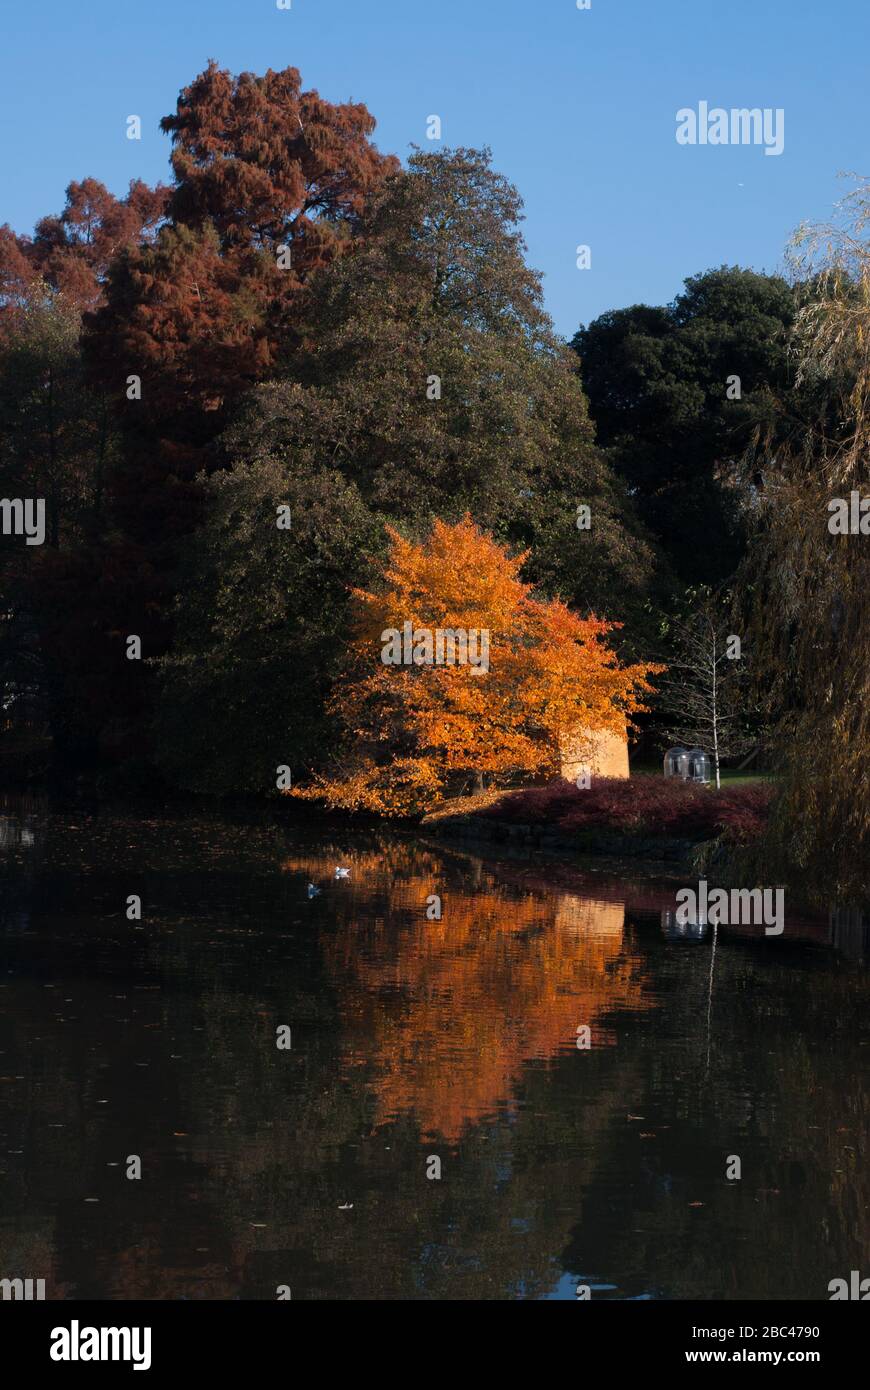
<box><xmin>0</xmin><ymin>178</ymin><xmax>167</xmax><ymax>326</ymax></box>
<box><xmin>151</xmin><ymin>146</ymin><xmax>660</xmax><ymax>797</ymax></box>
<box><xmin>295</xmin><ymin>516</ymin><xmax>661</xmax><ymax>815</ymax></box>
<box><xmin>0</xmin><ymin>227</ymin><xmax>43</xmax><ymax>339</ymax></box>
<box><xmin>25</xmin><ymin>61</ymin><xmax>396</xmax><ymax>777</ymax></box>
<box><xmin>76</xmin><ymin>60</ymin><xmax>397</xmax><ymax>702</ymax></box>
<box><xmin>86</xmin><ymin>61</ymin><xmax>398</xmax><ymax>446</ymax></box>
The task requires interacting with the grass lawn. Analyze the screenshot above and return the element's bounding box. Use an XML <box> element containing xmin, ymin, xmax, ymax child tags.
<box><xmin>631</xmin><ymin>763</ymin><xmax>775</xmax><ymax>787</ymax></box>
<box><xmin>715</xmin><ymin>770</ymin><xmax>775</xmax><ymax>786</ymax></box>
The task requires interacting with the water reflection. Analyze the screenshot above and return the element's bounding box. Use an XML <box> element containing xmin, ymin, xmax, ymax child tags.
<box><xmin>661</xmin><ymin>908</ymin><xmax>708</xmax><ymax>942</ymax></box>
<box><xmin>282</xmin><ymin>846</ymin><xmax>652</xmax><ymax>1141</ymax></box>
<box><xmin>829</xmin><ymin>906</ymin><xmax>870</xmax><ymax>962</ymax></box>
<box><xmin>0</xmin><ymin>799</ymin><xmax>868</xmax><ymax>1300</ymax></box>
<box><xmin>0</xmin><ymin>810</ymin><xmax>36</xmax><ymax>848</ymax></box>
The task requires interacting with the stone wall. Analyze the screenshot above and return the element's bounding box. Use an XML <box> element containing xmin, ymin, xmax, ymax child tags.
<box><xmin>559</xmin><ymin>726</ymin><xmax>629</xmax><ymax>781</ymax></box>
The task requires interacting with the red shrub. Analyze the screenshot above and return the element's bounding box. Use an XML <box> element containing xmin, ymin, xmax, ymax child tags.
<box><xmin>709</xmin><ymin>784</ymin><xmax>776</xmax><ymax>840</ymax></box>
<box><xmin>483</xmin><ymin>776</ymin><xmax>774</xmax><ymax>842</ymax></box>
<box><xmin>481</xmin><ymin>779</ymin><xmax>581</xmax><ymax>824</ymax></box>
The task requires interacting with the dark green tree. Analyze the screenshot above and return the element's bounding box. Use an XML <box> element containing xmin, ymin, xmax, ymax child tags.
<box><xmin>236</xmin><ymin>147</ymin><xmax>657</xmax><ymax>633</ymax></box>
<box><xmin>154</xmin><ymin>448</ymin><xmax>383</xmax><ymax>793</ymax></box>
<box><xmin>0</xmin><ymin>289</ymin><xmax>137</xmax><ymax>772</ymax></box>
<box><xmin>572</xmin><ymin>267</ymin><xmax>796</xmax><ymax>588</ymax></box>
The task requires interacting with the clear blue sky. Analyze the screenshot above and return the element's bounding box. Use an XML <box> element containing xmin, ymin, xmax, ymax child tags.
<box><xmin>2</xmin><ymin>0</ymin><xmax>867</xmax><ymax>337</ymax></box>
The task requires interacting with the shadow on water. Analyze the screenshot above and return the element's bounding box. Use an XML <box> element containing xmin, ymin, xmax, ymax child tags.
<box><xmin>0</xmin><ymin>796</ymin><xmax>867</xmax><ymax>1300</ymax></box>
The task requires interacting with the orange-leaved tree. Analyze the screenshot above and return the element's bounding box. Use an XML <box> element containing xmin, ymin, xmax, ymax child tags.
<box><xmin>293</xmin><ymin>516</ymin><xmax>662</xmax><ymax>814</ymax></box>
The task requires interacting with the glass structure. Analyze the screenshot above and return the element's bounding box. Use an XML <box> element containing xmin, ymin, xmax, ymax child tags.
<box><xmin>685</xmin><ymin>748</ymin><xmax>711</xmax><ymax>783</ymax></box>
<box><xmin>663</xmin><ymin>747</ymin><xmax>689</xmax><ymax>778</ymax></box>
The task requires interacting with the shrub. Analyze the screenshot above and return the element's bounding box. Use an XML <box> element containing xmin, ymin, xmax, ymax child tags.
<box><xmin>709</xmin><ymin>784</ymin><xmax>776</xmax><ymax>841</ymax></box>
<box><xmin>482</xmin><ymin>776</ymin><xmax>775</xmax><ymax>842</ymax></box>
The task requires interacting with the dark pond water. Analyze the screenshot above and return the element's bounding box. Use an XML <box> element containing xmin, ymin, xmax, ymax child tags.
<box><xmin>0</xmin><ymin>796</ymin><xmax>867</xmax><ymax>1300</ymax></box>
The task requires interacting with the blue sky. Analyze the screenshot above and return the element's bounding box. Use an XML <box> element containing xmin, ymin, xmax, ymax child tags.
<box><xmin>2</xmin><ymin>0</ymin><xmax>867</xmax><ymax>337</ymax></box>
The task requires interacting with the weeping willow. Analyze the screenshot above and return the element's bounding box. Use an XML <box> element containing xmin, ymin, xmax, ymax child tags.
<box><xmin>740</xmin><ymin>177</ymin><xmax>870</xmax><ymax>905</ymax></box>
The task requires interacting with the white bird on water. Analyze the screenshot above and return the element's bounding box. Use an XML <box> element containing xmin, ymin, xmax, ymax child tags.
<box><xmin>307</xmin><ymin>883</ymin><xmax>321</xmax><ymax>898</ymax></box>
<box><xmin>334</xmin><ymin>866</ymin><xmax>350</xmax><ymax>879</ymax></box>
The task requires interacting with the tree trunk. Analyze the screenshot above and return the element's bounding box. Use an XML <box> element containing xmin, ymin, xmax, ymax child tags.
<box><xmin>712</xmin><ymin>632</ymin><xmax>721</xmax><ymax>789</ymax></box>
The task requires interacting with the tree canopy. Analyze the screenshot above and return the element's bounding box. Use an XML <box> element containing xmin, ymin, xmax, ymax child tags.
<box><xmin>294</xmin><ymin>516</ymin><xmax>660</xmax><ymax>815</ymax></box>
<box><xmin>572</xmin><ymin>267</ymin><xmax>796</xmax><ymax>588</ymax></box>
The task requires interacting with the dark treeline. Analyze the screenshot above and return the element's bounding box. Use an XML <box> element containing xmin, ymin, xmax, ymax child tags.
<box><xmin>0</xmin><ymin>61</ymin><xmax>866</xmax><ymax>900</ymax></box>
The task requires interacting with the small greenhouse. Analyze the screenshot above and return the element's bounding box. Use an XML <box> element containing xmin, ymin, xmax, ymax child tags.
<box><xmin>685</xmin><ymin>748</ymin><xmax>711</xmax><ymax>783</ymax></box>
<box><xmin>663</xmin><ymin>746</ymin><xmax>711</xmax><ymax>783</ymax></box>
<box><xmin>663</xmin><ymin>748</ymin><xmax>689</xmax><ymax>778</ymax></box>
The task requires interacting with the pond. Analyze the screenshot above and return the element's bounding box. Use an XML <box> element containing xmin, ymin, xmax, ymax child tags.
<box><xmin>0</xmin><ymin>797</ymin><xmax>867</xmax><ymax>1300</ymax></box>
